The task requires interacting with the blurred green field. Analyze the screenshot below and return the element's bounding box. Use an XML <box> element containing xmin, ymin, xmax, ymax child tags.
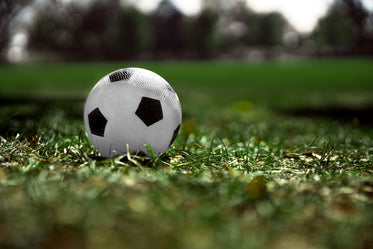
<box><xmin>0</xmin><ymin>59</ymin><xmax>373</xmax><ymax>249</ymax></box>
<box><xmin>1</xmin><ymin>58</ymin><xmax>373</xmax><ymax>109</ymax></box>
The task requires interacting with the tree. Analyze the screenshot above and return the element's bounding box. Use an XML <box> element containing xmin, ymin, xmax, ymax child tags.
<box><xmin>246</xmin><ymin>12</ymin><xmax>287</xmax><ymax>47</ymax></box>
<box><xmin>28</xmin><ymin>0</ymin><xmax>120</xmax><ymax>60</ymax></box>
<box><xmin>313</xmin><ymin>5</ymin><xmax>354</xmax><ymax>51</ymax></box>
<box><xmin>188</xmin><ymin>8</ymin><xmax>221</xmax><ymax>58</ymax></box>
<box><xmin>105</xmin><ymin>7</ymin><xmax>152</xmax><ymax>59</ymax></box>
<box><xmin>0</xmin><ymin>0</ymin><xmax>32</xmax><ymax>62</ymax></box>
<box><xmin>151</xmin><ymin>0</ymin><xmax>187</xmax><ymax>58</ymax></box>
<box><xmin>336</xmin><ymin>0</ymin><xmax>371</xmax><ymax>46</ymax></box>
<box><xmin>213</xmin><ymin>1</ymin><xmax>288</xmax><ymax>49</ymax></box>
<box><xmin>313</xmin><ymin>0</ymin><xmax>373</xmax><ymax>54</ymax></box>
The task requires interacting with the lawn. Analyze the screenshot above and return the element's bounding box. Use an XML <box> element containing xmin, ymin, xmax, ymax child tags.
<box><xmin>0</xmin><ymin>58</ymin><xmax>373</xmax><ymax>249</ymax></box>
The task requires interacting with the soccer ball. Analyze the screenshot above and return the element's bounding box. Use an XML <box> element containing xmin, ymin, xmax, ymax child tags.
<box><xmin>84</xmin><ymin>67</ymin><xmax>182</xmax><ymax>158</ymax></box>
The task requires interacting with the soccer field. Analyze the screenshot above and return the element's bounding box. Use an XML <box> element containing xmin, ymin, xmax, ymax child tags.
<box><xmin>0</xmin><ymin>59</ymin><xmax>373</xmax><ymax>249</ymax></box>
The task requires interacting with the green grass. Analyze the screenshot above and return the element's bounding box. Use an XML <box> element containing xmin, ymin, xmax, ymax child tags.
<box><xmin>1</xmin><ymin>58</ymin><xmax>373</xmax><ymax>105</ymax></box>
<box><xmin>0</xmin><ymin>59</ymin><xmax>373</xmax><ymax>249</ymax></box>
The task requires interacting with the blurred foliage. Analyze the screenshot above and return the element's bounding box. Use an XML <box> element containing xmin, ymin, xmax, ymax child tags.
<box><xmin>218</xmin><ymin>3</ymin><xmax>288</xmax><ymax>51</ymax></box>
<box><xmin>4</xmin><ymin>0</ymin><xmax>372</xmax><ymax>61</ymax></box>
<box><xmin>25</xmin><ymin>0</ymin><xmax>292</xmax><ymax>60</ymax></box>
<box><xmin>313</xmin><ymin>5</ymin><xmax>355</xmax><ymax>50</ymax></box>
<box><xmin>0</xmin><ymin>0</ymin><xmax>32</xmax><ymax>62</ymax></box>
<box><xmin>246</xmin><ymin>12</ymin><xmax>287</xmax><ymax>47</ymax></box>
<box><xmin>313</xmin><ymin>0</ymin><xmax>373</xmax><ymax>55</ymax></box>
<box><xmin>187</xmin><ymin>8</ymin><xmax>222</xmax><ymax>58</ymax></box>
<box><xmin>151</xmin><ymin>0</ymin><xmax>188</xmax><ymax>58</ymax></box>
<box><xmin>27</xmin><ymin>0</ymin><xmax>223</xmax><ymax>60</ymax></box>
<box><xmin>28</xmin><ymin>0</ymin><xmax>120</xmax><ymax>60</ymax></box>
<box><xmin>105</xmin><ymin>7</ymin><xmax>152</xmax><ymax>59</ymax></box>
<box><xmin>336</xmin><ymin>0</ymin><xmax>372</xmax><ymax>45</ymax></box>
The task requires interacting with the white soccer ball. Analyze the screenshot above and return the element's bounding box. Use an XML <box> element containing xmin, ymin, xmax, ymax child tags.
<box><xmin>84</xmin><ymin>67</ymin><xmax>182</xmax><ymax>158</ymax></box>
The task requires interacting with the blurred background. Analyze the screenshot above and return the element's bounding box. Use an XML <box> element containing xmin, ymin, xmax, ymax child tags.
<box><xmin>1</xmin><ymin>0</ymin><xmax>373</xmax><ymax>63</ymax></box>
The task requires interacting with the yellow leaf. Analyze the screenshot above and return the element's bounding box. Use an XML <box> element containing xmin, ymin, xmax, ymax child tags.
<box><xmin>233</xmin><ymin>100</ymin><xmax>254</xmax><ymax>113</ymax></box>
<box><xmin>246</xmin><ymin>176</ymin><xmax>267</xmax><ymax>199</ymax></box>
<box><xmin>0</xmin><ymin>167</ymin><xmax>6</xmax><ymax>181</ymax></box>
<box><xmin>182</xmin><ymin>119</ymin><xmax>199</xmax><ymax>136</ymax></box>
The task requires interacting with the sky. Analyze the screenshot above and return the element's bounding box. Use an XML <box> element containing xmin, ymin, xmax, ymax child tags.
<box><xmin>128</xmin><ymin>0</ymin><xmax>373</xmax><ymax>33</ymax></box>
<box><xmin>247</xmin><ymin>0</ymin><xmax>333</xmax><ymax>33</ymax></box>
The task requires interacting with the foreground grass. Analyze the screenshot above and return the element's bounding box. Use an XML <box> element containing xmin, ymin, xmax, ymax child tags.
<box><xmin>0</xmin><ymin>59</ymin><xmax>373</xmax><ymax>249</ymax></box>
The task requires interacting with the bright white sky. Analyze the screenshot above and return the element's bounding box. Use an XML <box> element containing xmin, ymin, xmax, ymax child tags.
<box><xmin>247</xmin><ymin>0</ymin><xmax>372</xmax><ymax>32</ymax></box>
<box><xmin>128</xmin><ymin>0</ymin><xmax>373</xmax><ymax>33</ymax></box>
<box><xmin>248</xmin><ymin>0</ymin><xmax>333</xmax><ymax>32</ymax></box>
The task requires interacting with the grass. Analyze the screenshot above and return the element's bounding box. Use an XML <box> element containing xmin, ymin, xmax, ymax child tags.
<box><xmin>0</xmin><ymin>58</ymin><xmax>373</xmax><ymax>249</ymax></box>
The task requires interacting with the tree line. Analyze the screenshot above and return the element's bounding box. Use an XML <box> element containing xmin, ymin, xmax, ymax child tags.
<box><xmin>1</xmin><ymin>0</ymin><xmax>372</xmax><ymax>62</ymax></box>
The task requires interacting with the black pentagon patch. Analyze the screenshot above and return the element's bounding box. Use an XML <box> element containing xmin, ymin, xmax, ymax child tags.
<box><xmin>169</xmin><ymin>124</ymin><xmax>180</xmax><ymax>146</ymax></box>
<box><xmin>88</xmin><ymin>107</ymin><xmax>107</xmax><ymax>137</ymax></box>
<box><xmin>135</xmin><ymin>97</ymin><xmax>163</xmax><ymax>126</ymax></box>
<box><xmin>109</xmin><ymin>69</ymin><xmax>133</xmax><ymax>83</ymax></box>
